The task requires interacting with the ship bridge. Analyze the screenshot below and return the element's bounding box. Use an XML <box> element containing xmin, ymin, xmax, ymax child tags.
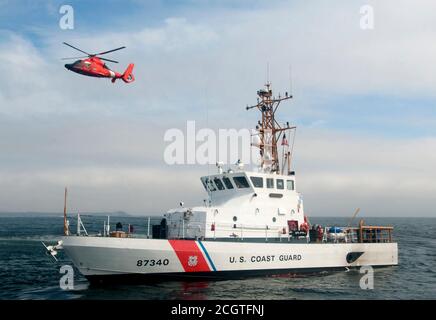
<box><xmin>200</xmin><ymin>171</ymin><xmax>298</xmax><ymax>207</ymax></box>
<box><xmin>163</xmin><ymin>170</ymin><xmax>305</xmax><ymax>241</ymax></box>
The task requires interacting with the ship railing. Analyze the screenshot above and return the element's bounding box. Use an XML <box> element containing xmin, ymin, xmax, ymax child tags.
<box><xmin>73</xmin><ymin>215</ymin><xmax>161</xmax><ymax>239</ymax></box>
<box><xmin>71</xmin><ymin>214</ymin><xmax>394</xmax><ymax>244</ymax></box>
<box><xmin>322</xmin><ymin>225</ymin><xmax>394</xmax><ymax>244</ymax></box>
<box><xmin>170</xmin><ymin>218</ymin><xmax>292</xmax><ymax>241</ymax></box>
<box><xmin>347</xmin><ymin>225</ymin><xmax>393</xmax><ymax>243</ymax></box>
<box><xmin>207</xmin><ymin>222</ymin><xmax>287</xmax><ymax>240</ymax></box>
<box><xmin>209</xmin><ymin>222</ymin><xmax>308</xmax><ymax>242</ymax></box>
<box><xmin>67</xmin><ymin>215</ymin><xmax>161</xmax><ymax>238</ymax></box>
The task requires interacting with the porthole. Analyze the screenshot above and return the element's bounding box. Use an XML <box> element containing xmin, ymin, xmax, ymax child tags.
<box><xmin>291</xmin><ymin>209</ymin><xmax>295</xmax><ymax>215</ymax></box>
<box><xmin>272</xmin><ymin>217</ymin><xmax>277</xmax><ymax>223</ymax></box>
<box><xmin>255</xmin><ymin>208</ymin><xmax>260</xmax><ymax>215</ymax></box>
<box><xmin>214</xmin><ymin>209</ymin><xmax>219</xmax><ymax>216</ymax></box>
<box><xmin>233</xmin><ymin>216</ymin><xmax>238</xmax><ymax>222</ymax></box>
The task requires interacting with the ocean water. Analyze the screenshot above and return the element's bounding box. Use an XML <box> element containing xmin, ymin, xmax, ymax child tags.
<box><xmin>0</xmin><ymin>216</ymin><xmax>434</xmax><ymax>300</ymax></box>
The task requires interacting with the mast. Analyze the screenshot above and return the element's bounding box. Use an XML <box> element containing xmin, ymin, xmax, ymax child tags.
<box><xmin>63</xmin><ymin>187</ymin><xmax>69</xmax><ymax>236</ymax></box>
<box><xmin>246</xmin><ymin>82</ymin><xmax>295</xmax><ymax>174</ymax></box>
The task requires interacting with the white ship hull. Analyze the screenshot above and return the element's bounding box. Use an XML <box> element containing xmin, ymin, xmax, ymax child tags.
<box><xmin>62</xmin><ymin>236</ymin><xmax>398</xmax><ymax>283</ymax></box>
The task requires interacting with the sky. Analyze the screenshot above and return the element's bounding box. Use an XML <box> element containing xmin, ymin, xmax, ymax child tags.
<box><xmin>0</xmin><ymin>0</ymin><xmax>435</xmax><ymax>216</ymax></box>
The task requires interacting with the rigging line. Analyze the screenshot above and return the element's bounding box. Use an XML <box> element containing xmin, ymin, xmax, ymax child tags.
<box><xmin>281</xmin><ymin>128</ymin><xmax>290</xmax><ymax>174</ymax></box>
<box><xmin>289</xmin><ymin>127</ymin><xmax>297</xmax><ymax>168</ymax></box>
<box><xmin>205</xmin><ymin>85</ymin><xmax>212</xmax><ymax>207</ymax></box>
<box><xmin>281</xmin><ymin>140</ymin><xmax>286</xmax><ymax>175</ymax></box>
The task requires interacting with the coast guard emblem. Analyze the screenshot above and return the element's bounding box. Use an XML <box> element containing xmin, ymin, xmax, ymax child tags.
<box><xmin>188</xmin><ymin>255</ymin><xmax>198</xmax><ymax>267</ymax></box>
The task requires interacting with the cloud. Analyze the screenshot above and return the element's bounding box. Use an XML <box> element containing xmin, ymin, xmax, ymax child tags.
<box><xmin>0</xmin><ymin>0</ymin><xmax>435</xmax><ymax>216</ymax></box>
<box><xmin>4</xmin><ymin>1</ymin><xmax>436</xmax><ymax>115</ymax></box>
<box><xmin>0</xmin><ymin>165</ymin><xmax>205</xmax><ymax>213</ymax></box>
<box><xmin>0</xmin><ymin>119</ymin><xmax>434</xmax><ymax>216</ymax></box>
<box><xmin>294</xmin><ymin>131</ymin><xmax>436</xmax><ymax>216</ymax></box>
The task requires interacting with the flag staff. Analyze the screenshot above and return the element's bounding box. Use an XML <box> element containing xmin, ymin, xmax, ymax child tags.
<box><xmin>63</xmin><ymin>187</ymin><xmax>69</xmax><ymax>236</ymax></box>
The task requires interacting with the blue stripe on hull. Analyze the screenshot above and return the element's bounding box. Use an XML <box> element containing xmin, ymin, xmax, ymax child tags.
<box><xmin>197</xmin><ymin>240</ymin><xmax>217</xmax><ymax>272</ymax></box>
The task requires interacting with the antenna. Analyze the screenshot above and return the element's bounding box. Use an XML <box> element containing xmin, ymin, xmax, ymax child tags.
<box><xmin>289</xmin><ymin>64</ymin><xmax>293</xmax><ymax>96</ymax></box>
<box><xmin>266</xmin><ymin>62</ymin><xmax>270</xmax><ymax>84</ymax></box>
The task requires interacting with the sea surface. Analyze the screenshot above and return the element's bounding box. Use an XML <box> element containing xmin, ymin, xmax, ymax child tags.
<box><xmin>0</xmin><ymin>216</ymin><xmax>434</xmax><ymax>300</ymax></box>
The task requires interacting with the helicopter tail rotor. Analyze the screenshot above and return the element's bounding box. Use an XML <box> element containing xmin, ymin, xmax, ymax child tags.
<box><xmin>121</xmin><ymin>63</ymin><xmax>135</xmax><ymax>83</ymax></box>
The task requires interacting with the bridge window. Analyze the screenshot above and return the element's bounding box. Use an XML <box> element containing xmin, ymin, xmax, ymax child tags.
<box><xmin>233</xmin><ymin>176</ymin><xmax>250</xmax><ymax>188</ymax></box>
<box><xmin>287</xmin><ymin>180</ymin><xmax>294</xmax><ymax>190</ymax></box>
<box><xmin>250</xmin><ymin>176</ymin><xmax>264</xmax><ymax>188</ymax></box>
<box><xmin>266</xmin><ymin>178</ymin><xmax>274</xmax><ymax>189</ymax></box>
<box><xmin>214</xmin><ymin>177</ymin><xmax>225</xmax><ymax>190</ymax></box>
<box><xmin>206</xmin><ymin>179</ymin><xmax>216</xmax><ymax>191</ymax></box>
<box><xmin>222</xmin><ymin>177</ymin><xmax>234</xmax><ymax>189</ymax></box>
<box><xmin>277</xmin><ymin>179</ymin><xmax>284</xmax><ymax>189</ymax></box>
<box><xmin>201</xmin><ymin>179</ymin><xmax>208</xmax><ymax>192</ymax></box>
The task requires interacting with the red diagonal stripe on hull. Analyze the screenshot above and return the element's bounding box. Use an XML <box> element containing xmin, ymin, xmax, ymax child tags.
<box><xmin>168</xmin><ymin>240</ymin><xmax>211</xmax><ymax>272</ymax></box>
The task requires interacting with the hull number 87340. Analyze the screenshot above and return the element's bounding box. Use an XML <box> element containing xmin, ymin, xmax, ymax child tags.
<box><xmin>136</xmin><ymin>259</ymin><xmax>169</xmax><ymax>267</ymax></box>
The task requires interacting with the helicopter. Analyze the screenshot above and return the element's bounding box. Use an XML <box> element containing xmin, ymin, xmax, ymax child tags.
<box><xmin>62</xmin><ymin>42</ymin><xmax>135</xmax><ymax>83</ymax></box>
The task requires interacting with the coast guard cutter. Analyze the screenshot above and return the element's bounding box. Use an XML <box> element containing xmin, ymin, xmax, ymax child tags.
<box><xmin>51</xmin><ymin>82</ymin><xmax>398</xmax><ymax>283</ymax></box>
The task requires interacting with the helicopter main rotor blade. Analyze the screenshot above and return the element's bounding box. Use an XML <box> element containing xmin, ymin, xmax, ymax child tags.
<box><xmin>61</xmin><ymin>56</ymin><xmax>89</xmax><ymax>60</ymax></box>
<box><xmin>96</xmin><ymin>46</ymin><xmax>126</xmax><ymax>56</ymax></box>
<box><xmin>99</xmin><ymin>57</ymin><xmax>119</xmax><ymax>64</ymax></box>
<box><xmin>63</xmin><ymin>42</ymin><xmax>91</xmax><ymax>56</ymax></box>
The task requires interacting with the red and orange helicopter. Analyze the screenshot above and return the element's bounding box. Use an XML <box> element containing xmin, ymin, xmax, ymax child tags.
<box><xmin>62</xmin><ymin>42</ymin><xmax>135</xmax><ymax>83</ymax></box>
